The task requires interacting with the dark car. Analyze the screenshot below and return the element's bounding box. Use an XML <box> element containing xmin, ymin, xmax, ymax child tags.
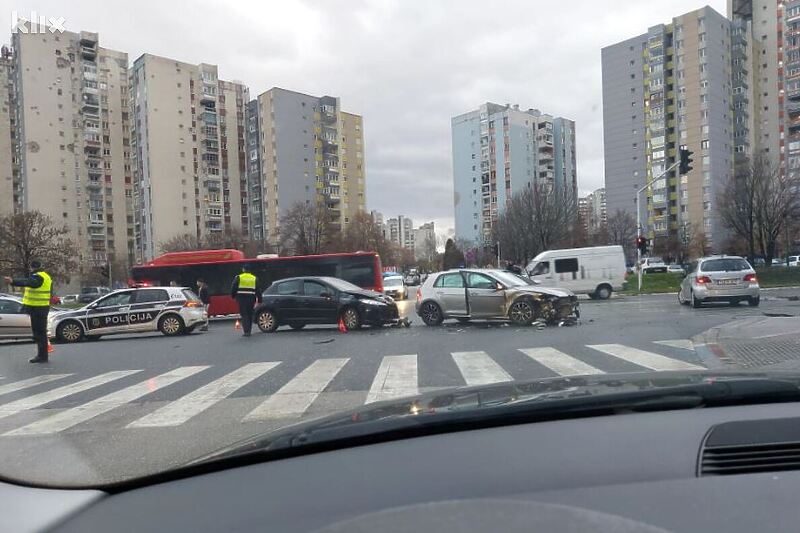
<box><xmin>254</xmin><ymin>276</ymin><xmax>400</xmax><ymax>332</ymax></box>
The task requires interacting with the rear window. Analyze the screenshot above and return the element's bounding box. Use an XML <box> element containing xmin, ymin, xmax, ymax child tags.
<box><xmin>700</xmin><ymin>259</ymin><xmax>751</xmax><ymax>272</ymax></box>
<box><xmin>275</xmin><ymin>280</ymin><xmax>301</xmax><ymax>295</ymax></box>
<box><xmin>134</xmin><ymin>289</ymin><xmax>169</xmax><ymax>303</ymax></box>
<box><xmin>182</xmin><ymin>289</ymin><xmax>200</xmax><ymax>301</ymax></box>
<box><xmin>434</xmin><ymin>273</ymin><xmax>464</xmax><ymax>288</ymax></box>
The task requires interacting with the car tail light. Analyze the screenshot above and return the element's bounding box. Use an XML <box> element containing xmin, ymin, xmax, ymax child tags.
<box><xmin>183</xmin><ymin>301</ymin><xmax>203</xmax><ymax>308</ymax></box>
<box><xmin>744</xmin><ymin>273</ymin><xmax>758</xmax><ymax>283</ymax></box>
<box><xmin>695</xmin><ymin>276</ymin><xmax>712</xmax><ymax>285</ymax></box>
<box><xmin>416</xmin><ymin>288</ymin><xmax>422</xmax><ymax>303</ymax></box>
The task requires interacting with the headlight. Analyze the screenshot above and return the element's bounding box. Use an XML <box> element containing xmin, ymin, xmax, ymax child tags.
<box><xmin>361</xmin><ymin>299</ymin><xmax>386</xmax><ymax>306</ymax></box>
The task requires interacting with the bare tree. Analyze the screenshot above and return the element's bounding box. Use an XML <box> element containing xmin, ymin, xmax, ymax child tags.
<box><xmin>493</xmin><ymin>182</ymin><xmax>578</xmax><ymax>264</ymax></box>
<box><xmin>753</xmin><ymin>159</ymin><xmax>799</xmax><ymax>264</ymax></box>
<box><xmin>605</xmin><ymin>210</ymin><xmax>637</xmax><ymax>264</ymax></box>
<box><xmin>279</xmin><ymin>201</ymin><xmax>335</xmax><ymax>255</ymax></box>
<box><xmin>0</xmin><ymin>211</ymin><xmax>79</xmax><ymax>283</ymax></box>
<box><xmin>719</xmin><ymin>154</ymin><xmax>763</xmax><ymax>263</ymax></box>
<box><xmin>160</xmin><ymin>233</ymin><xmax>202</xmax><ymax>253</ymax></box>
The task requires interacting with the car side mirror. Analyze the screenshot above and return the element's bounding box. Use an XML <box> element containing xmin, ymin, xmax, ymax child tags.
<box><xmin>495</xmin><ymin>283</ymin><xmax>504</xmax><ymax>291</ymax></box>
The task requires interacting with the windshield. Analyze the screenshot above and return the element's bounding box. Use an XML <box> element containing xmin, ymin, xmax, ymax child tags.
<box><xmin>701</xmin><ymin>259</ymin><xmax>751</xmax><ymax>272</ymax></box>
<box><xmin>2</xmin><ymin>0</ymin><xmax>800</xmax><ymax>492</ymax></box>
<box><xmin>325</xmin><ymin>278</ymin><xmax>364</xmax><ymax>292</ymax></box>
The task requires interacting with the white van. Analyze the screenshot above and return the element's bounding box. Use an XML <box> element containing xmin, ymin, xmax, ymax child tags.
<box><xmin>525</xmin><ymin>245</ymin><xmax>626</xmax><ymax>300</ymax></box>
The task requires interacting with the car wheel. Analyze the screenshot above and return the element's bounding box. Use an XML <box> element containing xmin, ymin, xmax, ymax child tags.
<box><xmin>691</xmin><ymin>291</ymin><xmax>702</xmax><ymax>309</ymax></box>
<box><xmin>509</xmin><ymin>299</ymin><xmax>535</xmax><ymax>326</ymax></box>
<box><xmin>342</xmin><ymin>307</ymin><xmax>362</xmax><ymax>330</ymax></box>
<box><xmin>289</xmin><ymin>324</ymin><xmax>306</xmax><ymax>330</ymax></box>
<box><xmin>678</xmin><ymin>290</ymin><xmax>686</xmax><ymax>306</ymax></box>
<box><xmin>158</xmin><ymin>314</ymin><xmax>185</xmax><ymax>336</ymax></box>
<box><xmin>594</xmin><ymin>285</ymin><xmax>612</xmax><ymax>300</ymax></box>
<box><xmin>748</xmin><ymin>296</ymin><xmax>760</xmax><ymax>307</ymax></box>
<box><xmin>256</xmin><ymin>310</ymin><xmax>278</xmax><ymax>332</ymax></box>
<box><xmin>56</xmin><ymin>320</ymin><xmax>83</xmax><ymax>343</ymax></box>
<box><xmin>419</xmin><ymin>301</ymin><xmax>444</xmax><ymax>326</ymax></box>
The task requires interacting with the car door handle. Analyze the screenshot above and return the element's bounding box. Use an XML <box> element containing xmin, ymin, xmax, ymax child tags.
<box><xmin>118</xmin><ymin>306</ymin><xmax>130</xmax><ymax>312</ymax></box>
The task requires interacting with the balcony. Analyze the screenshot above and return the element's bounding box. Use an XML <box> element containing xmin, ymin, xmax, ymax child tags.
<box><xmin>204</xmin><ymin>179</ymin><xmax>221</xmax><ymax>191</ymax></box>
<box><xmin>81</xmin><ymin>46</ymin><xmax>97</xmax><ymax>60</ymax></box>
<box><xmin>86</xmin><ymin>179</ymin><xmax>102</xmax><ymax>190</ymax></box>
<box><xmin>206</xmin><ymin>211</ymin><xmax>222</xmax><ymax>219</ymax></box>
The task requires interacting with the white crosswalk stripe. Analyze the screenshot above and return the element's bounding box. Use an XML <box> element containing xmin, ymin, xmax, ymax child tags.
<box><xmin>0</xmin><ymin>374</ymin><xmax>72</xmax><ymax>396</ymax></box>
<box><xmin>128</xmin><ymin>363</ymin><xmax>280</xmax><ymax>428</ymax></box>
<box><xmin>653</xmin><ymin>339</ymin><xmax>694</xmax><ymax>351</ymax></box>
<box><xmin>452</xmin><ymin>351</ymin><xmax>512</xmax><ymax>386</ymax></box>
<box><xmin>243</xmin><ymin>358</ymin><xmax>349</xmax><ymax>420</ymax></box>
<box><xmin>366</xmin><ymin>355</ymin><xmax>418</xmax><ymax>404</ymax></box>
<box><xmin>0</xmin><ymin>370</ymin><xmax>141</xmax><ymax>421</ymax></box>
<box><xmin>519</xmin><ymin>347</ymin><xmax>604</xmax><ymax>376</ymax></box>
<box><xmin>587</xmin><ymin>344</ymin><xmax>704</xmax><ymax>371</ymax></box>
<box><xmin>5</xmin><ymin>366</ymin><xmax>208</xmax><ymax>436</ymax></box>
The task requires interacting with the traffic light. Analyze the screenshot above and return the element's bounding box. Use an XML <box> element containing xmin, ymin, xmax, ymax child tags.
<box><xmin>636</xmin><ymin>236</ymin><xmax>650</xmax><ymax>254</ymax></box>
<box><xmin>679</xmin><ymin>145</ymin><xmax>694</xmax><ymax>175</ymax></box>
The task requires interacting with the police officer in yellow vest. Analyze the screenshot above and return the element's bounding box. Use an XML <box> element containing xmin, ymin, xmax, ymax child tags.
<box><xmin>230</xmin><ymin>265</ymin><xmax>262</xmax><ymax>337</ymax></box>
<box><xmin>3</xmin><ymin>260</ymin><xmax>52</xmax><ymax>363</ymax></box>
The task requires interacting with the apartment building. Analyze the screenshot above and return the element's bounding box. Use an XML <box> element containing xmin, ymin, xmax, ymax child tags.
<box><xmin>247</xmin><ymin>88</ymin><xmax>366</xmax><ymax>245</ymax></box>
<box><xmin>369</xmin><ymin>210</ymin><xmax>388</xmax><ymax>239</ymax></box>
<box><xmin>588</xmin><ymin>187</ymin><xmax>608</xmax><ymax>233</ymax></box>
<box><xmin>131</xmin><ymin>54</ymin><xmax>249</xmax><ymax>261</ymax></box>
<box><xmin>602</xmin><ymin>6</ymin><xmax>734</xmax><ymax>250</ymax></box>
<box><xmin>452</xmin><ymin>103</ymin><xmax>577</xmax><ymax>245</ymax></box>
<box><xmin>10</xmin><ymin>27</ymin><xmax>136</xmax><ymax>278</ymax></box>
<box><xmin>387</xmin><ymin>215</ymin><xmax>414</xmax><ymax>250</ymax></box>
<box><xmin>729</xmin><ymin>0</ymin><xmax>800</xmax><ymax>180</ymax></box>
<box><xmin>0</xmin><ymin>46</ymin><xmax>16</xmax><ymax>216</ymax></box>
<box><xmin>413</xmin><ymin>221</ymin><xmax>436</xmax><ymax>259</ymax></box>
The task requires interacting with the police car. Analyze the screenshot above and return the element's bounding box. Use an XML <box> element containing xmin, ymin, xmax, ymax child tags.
<box><xmin>48</xmin><ymin>286</ymin><xmax>206</xmax><ymax>343</ymax></box>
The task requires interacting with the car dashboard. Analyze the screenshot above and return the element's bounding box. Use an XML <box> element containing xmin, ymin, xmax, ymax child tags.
<box><xmin>6</xmin><ymin>402</ymin><xmax>800</xmax><ymax>532</ymax></box>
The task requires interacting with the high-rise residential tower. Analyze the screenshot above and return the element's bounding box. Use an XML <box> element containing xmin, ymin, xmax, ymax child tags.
<box><xmin>0</xmin><ymin>46</ymin><xmax>17</xmax><ymax>216</ymax></box>
<box><xmin>451</xmin><ymin>103</ymin><xmax>577</xmax><ymax>245</ymax></box>
<box><xmin>246</xmin><ymin>88</ymin><xmax>366</xmax><ymax>245</ymax></box>
<box><xmin>10</xmin><ymin>26</ymin><xmax>136</xmax><ymax>277</ymax></box>
<box><xmin>602</xmin><ymin>6</ymin><xmax>734</xmax><ymax>250</ymax></box>
<box><xmin>130</xmin><ymin>54</ymin><xmax>249</xmax><ymax>261</ymax></box>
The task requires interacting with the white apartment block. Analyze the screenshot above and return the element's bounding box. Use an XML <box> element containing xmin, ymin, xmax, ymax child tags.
<box><xmin>10</xmin><ymin>26</ymin><xmax>136</xmax><ymax>278</ymax></box>
<box><xmin>131</xmin><ymin>54</ymin><xmax>249</xmax><ymax>261</ymax></box>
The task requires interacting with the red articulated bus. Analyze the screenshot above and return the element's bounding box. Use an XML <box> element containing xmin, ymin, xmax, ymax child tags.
<box><xmin>129</xmin><ymin>250</ymin><xmax>384</xmax><ymax>316</ymax></box>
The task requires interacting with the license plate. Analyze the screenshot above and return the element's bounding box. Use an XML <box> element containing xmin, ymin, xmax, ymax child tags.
<box><xmin>717</xmin><ymin>279</ymin><xmax>737</xmax><ymax>285</ymax></box>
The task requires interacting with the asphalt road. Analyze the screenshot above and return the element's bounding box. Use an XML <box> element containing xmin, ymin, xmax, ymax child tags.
<box><xmin>0</xmin><ymin>288</ymin><xmax>799</xmax><ymax>487</ymax></box>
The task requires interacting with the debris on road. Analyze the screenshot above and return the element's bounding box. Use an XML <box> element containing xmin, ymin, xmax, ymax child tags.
<box><xmin>314</xmin><ymin>338</ymin><xmax>335</xmax><ymax>345</ymax></box>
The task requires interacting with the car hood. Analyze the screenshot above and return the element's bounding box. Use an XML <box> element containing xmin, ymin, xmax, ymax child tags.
<box><xmin>512</xmin><ymin>285</ymin><xmax>574</xmax><ymax>298</ymax></box>
<box><xmin>345</xmin><ymin>289</ymin><xmax>394</xmax><ymax>303</ymax></box>
<box><xmin>192</xmin><ymin>369</ymin><xmax>800</xmax><ymax>466</ymax></box>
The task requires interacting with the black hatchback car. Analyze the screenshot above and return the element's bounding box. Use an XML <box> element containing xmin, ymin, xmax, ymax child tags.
<box><xmin>254</xmin><ymin>277</ymin><xmax>399</xmax><ymax>332</ymax></box>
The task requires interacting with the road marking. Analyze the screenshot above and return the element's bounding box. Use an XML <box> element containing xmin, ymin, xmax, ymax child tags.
<box><xmin>587</xmin><ymin>344</ymin><xmax>704</xmax><ymax>371</ymax></box>
<box><xmin>366</xmin><ymin>355</ymin><xmax>418</xmax><ymax>403</ymax></box>
<box><xmin>244</xmin><ymin>358</ymin><xmax>349</xmax><ymax>420</ymax></box>
<box><xmin>451</xmin><ymin>351</ymin><xmax>512</xmax><ymax>386</ymax></box>
<box><xmin>0</xmin><ymin>374</ymin><xmax>72</xmax><ymax>396</ymax></box>
<box><xmin>127</xmin><ymin>363</ymin><xmax>280</xmax><ymax>428</ymax></box>
<box><xmin>0</xmin><ymin>370</ymin><xmax>141</xmax><ymax>421</ymax></box>
<box><xmin>519</xmin><ymin>347</ymin><xmax>604</xmax><ymax>376</ymax></box>
<box><xmin>5</xmin><ymin>366</ymin><xmax>208</xmax><ymax>436</ymax></box>
<box><xmin>654</xmin><ymin>339</ymin><xmax>694</xmax><ymax>351</ymax></box>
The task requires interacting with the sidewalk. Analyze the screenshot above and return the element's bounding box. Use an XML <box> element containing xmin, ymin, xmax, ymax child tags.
<box><xmin>694</xmin><ymin>315</ymin><xmax>800</xmax><ymax>370</ymax></box>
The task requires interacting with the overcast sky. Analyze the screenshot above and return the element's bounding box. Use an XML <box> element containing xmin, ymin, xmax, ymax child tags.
<box><xmin>6</xmin><ymin>0</ymin><xmax>726</xmax><ymax>235</ymax></box>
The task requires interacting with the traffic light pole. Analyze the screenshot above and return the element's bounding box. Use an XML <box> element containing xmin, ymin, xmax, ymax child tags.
<box><xmin>637</xmin><ymin>160</ymin><xmax>680</xmax><ymax>292</ymax></box>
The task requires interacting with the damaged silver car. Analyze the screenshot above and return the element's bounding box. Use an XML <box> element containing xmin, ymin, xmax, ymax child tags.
<box><xmin>415</xmin><ymin>269</ymin><xmax>579</xmax><ymax>326</ymax></box>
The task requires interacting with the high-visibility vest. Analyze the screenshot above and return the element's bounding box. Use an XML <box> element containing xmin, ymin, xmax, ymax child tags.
<box><xmin>236</xmin><ymin>272</ymin><xmax>257</xmax><ymax>295</ymax></box>
<box><xmin>22</xmin><ymin>271</ymin><xmax>52</xmax><ymax>307</ymax></box>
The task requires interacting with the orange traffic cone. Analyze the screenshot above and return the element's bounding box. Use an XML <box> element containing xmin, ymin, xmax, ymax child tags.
<box><xmin>234</xmin><ymin>319</ymin><xmax>241</xmax><ymax>330</ymax></box>
<box><xmin>338</xmin><ymin>317</ymin><xmax>348</xmax><ymax>333</ymax></box>
<box><xmin>47</xmin><ymin>341</ymin><xmax>54</xmax><ymax>354</ymax></box>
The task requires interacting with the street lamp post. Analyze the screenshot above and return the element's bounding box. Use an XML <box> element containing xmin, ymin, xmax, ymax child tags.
<box><xmin>636</xmin><ymin>160</ymin><xmax>681</xmax><ymax>292</ymax></box>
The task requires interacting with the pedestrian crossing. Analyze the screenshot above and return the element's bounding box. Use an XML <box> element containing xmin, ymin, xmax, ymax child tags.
<box><xmin>0</xmin><ymin>340</ymin><xmax>702</xmax><ymax>437</ymax></box>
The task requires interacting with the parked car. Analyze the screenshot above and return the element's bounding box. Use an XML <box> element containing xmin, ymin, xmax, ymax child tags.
<box><xmin>666</xmin><ymin>264</ymin><xmax>686</xmax><ymax>275</ymax></box>
<box><xmin>49</xmin><ymin>286</ymin><xmax>205</xmax><ymax>342</ymax></box>
<box><xmin>0</xmin><ymin>294</ymin><xmax>31</xmax><ymax>340</ymax></box>
<box><xmin>772</xmin><ymin>258</ymin><xmax>785</xmax><ymax>266</ymax></box>
<box><xmin>254</xmin><ymin>277</ymin><xmax>399</xmax><ymax>332</ymax></box>
<box><xmin>415</xmin><ymin>269</ymin><xmax>579</xmax><ymax>327</ymax></box>
<box><xmin>383</xmin><ymin>275</ymin><xmax>407</xmax><ymax>300</ymax></box>
<box><xmin>78</xmin><ymin>286</ymin><xmax>111</xmax><ymax>304</ymax></box>
<box><xmin>525</xmin><ymin>245</ymin><xmax>626</xmax><ymax>300</ymax></box>
<box><xmin>678</xmin><ymin>256</ymin><xmax>759</xmax><ymax>308</ymax></box>
<box><xmin>789</xmin><ymin>255</ymin><xmax>800</xmax><ymax>267</ymax></box>
<box><xmin>60</xmin><ymin>294</ymin><xmax>80</xmax><ymax>304</ymax></box>
<box><xmin>639</xmin><ymin>257</ymin><xmax>668</xmax><ymax>274</ymax></box>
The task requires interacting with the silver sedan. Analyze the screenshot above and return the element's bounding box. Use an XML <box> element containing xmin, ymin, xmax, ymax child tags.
<box><xmin>678</xmin><ymin>256</ymin><xmax>760</xmax><ymax>308</ymax></box>
<box><xmin>0</xmin><ymin>294</ymin><xmax>31</xmax><ymax>340</ymax></box>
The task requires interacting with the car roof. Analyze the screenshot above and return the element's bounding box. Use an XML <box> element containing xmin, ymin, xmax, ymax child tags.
<box><xmin>698</xmin><ymin>255</ymin><xmax>746</xmax><ymax>261</ymax></box>
<box><xmin>0</xmin><ymin>293</ymin><xmax>22</xmax><ymax>301</ymax></box>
